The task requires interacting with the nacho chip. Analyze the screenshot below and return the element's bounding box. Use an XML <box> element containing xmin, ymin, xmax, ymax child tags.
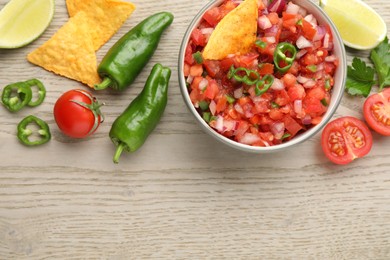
<box><xmin>202</xmin><ymin>0</ymin><xmax>258</xmax><ymax>60</ymax></box>
<box><xmin>66</xmin><ymin>0</ymin><xmax>135</xmax><ymax>50</ymax></box>
<box><xmin>27</xmin><ymin>11</ymin><xmax>100</xmax><ymax>87</ymax></box>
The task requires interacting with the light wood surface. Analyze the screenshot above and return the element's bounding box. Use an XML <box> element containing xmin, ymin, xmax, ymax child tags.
<box><xmin>0</xmin><ymin>0</ymin><xmax>389</xmax><ymax>259</ymax></box>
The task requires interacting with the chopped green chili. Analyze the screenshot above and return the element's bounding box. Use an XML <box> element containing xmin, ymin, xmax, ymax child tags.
<box><xmin>193</xmin><ymin>51</ymin><xmax>203</xmax><ymax>64</ymax></box>
<box><xmin>226</xmin><ymin>95</ymin><xmax>235</xmax><ymax>104</ymax></box>
<box><xmin>321</xmin><ymin>98</ymin><xmax>329</xmax><ymax>106</ymax></box>
<box><xmin>271</xmin><ymin>101</ymin><xmax>280</xmax><ymax>108</ymax></box>
<box><xmin>203</xmin><ymin>112</ymin><xmax>211</xmax><ymax>122</ymax></box>
<box><xmin>273</xmin><ymin>42</ymin><xmax>297</xmax><ymax>73</ymax></box>
<box><xmin>198</xmin><ymin>100</ymin><xmax>209</xmax><ymax>111</ymax></box>
<box><xmin>255</xmin><ymin>40</ymin><xmax>267</xmax><ymax>49</ymax></box>
<box><xmin>325</xmin><ymin>78</ymin><xmax>331</xmax><ymax>90</ymax></box>
<box><xmin>306</xmin><ymin>65</ymin><xmax>317</xmax><ymax>73</ymax></box>
<box><xmin>17</xmin><ymin>115</ymin><xmax>51</xmax><ymax>146</ymax></box>
<box><xmin>281</xmin><ymin>133</ymin><xmax>291</xmax><ymax>140</ymax></box>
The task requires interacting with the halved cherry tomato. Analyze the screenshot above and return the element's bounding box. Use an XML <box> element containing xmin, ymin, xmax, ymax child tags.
<box><xmin>321</xmin><ymin>117</ymin><xmax>373</xmax><ymax>165</ymax></box>
<box><xmin>54</xmin><ymin>89</ymin><xmax>104</xmax><ymax>138</ymax></box>
<box><xmin>363</xmin><ymin>88</ymin><xmax>390</xmax><ymax>136</ymax></box>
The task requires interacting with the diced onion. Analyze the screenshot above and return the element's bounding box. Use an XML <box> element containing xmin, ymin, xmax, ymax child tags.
<box><xmin>200</xmin><ymin>28</ymin><xmax>214</xmax><ymax>35</ymax></box>
<box><xmin>304</xmin><ymin>14</ymin><xmax>318</xmax><ymax>26</ymax></box>
<box><xmin>271</xmin><ymin>78</ymin><xmax>285</xmax><ymax>90</ymax></box>
<box><xmin>264</xmin><ymin>36</ymin><xmax>276</xmax><ymax>44</ymax></box>
<box><xmin>323</xmin><ymin>33</ymin><xmax>330</xmax><ymax>49</ymax></box>
<box><xmin>325</xmin><ymin>55</ymin><xmax>337</xmax><ymax>62</ymax></box>
<box><xmin>285</xmin><ymin>2</ymin><xmax>300</xmax><ymax>14</ymax></box>
<box><xmin>313</xmin><ymin>25</ymin><xmax>326</xmax><ymax>41</ymax></box>
<box><xmin>271</xmin><ymin>122</ymin><xmax>285</xmax><ymax>140</ymax></box>
<box><xmin>296</xmin><ymin>49</ymin><xmax>307</xmax><ymax>59</ymax></box>
<box><xmin>258</xmin><ymin>15</ymin><xmax>272</xmax><ymax>30</ymax></box>
<box><xmin>297</xmin><ymin>75</ymin><xmax>309</xmax><ymax>84</ymax></box>
<box><xmin>239</xmin><ymin>133</ymin><xmax>262</xmax><ymax>145</ymax></box>
<box><xmin>296</xmin><ymin>36</ymin><xmax>312</xmax><ymax>49</ymax></box>
<box><xmin>209</xmin><ymin>100</ymin><xmax>217</xmax><ymax>115</ymax></box>
<box><xmin>294</xmin><ymin>99</ymin><xmax>302</xmax><ymax>114</ymax></box>
<box><xmin>234</xmin><ymin>87</ymin><xmax>243</xmax><ymax>99</ymax></box>
<box><xmin>198</xmin><ymin>78</ymin><xmax>208</xmax><ymax>90</ymax></box>
<box><xmin>303</xmin><ymin>79</ymin><xmax>316</xmax><ymax>88</ymax></box>
<box><xmin>186</xmin><ymin>75</ymin><xmax>194</xmax><ymax>84</ymax></box>
<box><xmin>302</xmin><ymin>115</ymin><xmax>312</xmax><ymax>125</ymax></box>
<box><xmin>234</xmin><ymin>103</ymin><xmax>244</xmax><ymax>115</ymax></box>
<box><xmin>214</xmin><ymin>116</ymin><xmax>224</xmax><ymax>132</ymax></box>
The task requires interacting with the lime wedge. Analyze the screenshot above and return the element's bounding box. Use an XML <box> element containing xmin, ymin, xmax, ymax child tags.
<box><xmin>320</xmin><ymin>0</ymin><xmax>387</xmax><ymax>50</ymax></box>
<box><xmin>0</xmin><ymin>0</ymin><xmax>55</xmax><ymax>49</ymax></box>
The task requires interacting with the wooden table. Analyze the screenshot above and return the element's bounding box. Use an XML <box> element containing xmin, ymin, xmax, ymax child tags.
<box><xmin>0</xmin><ymin>0</ymin><xmax>389</xmax><ymax>258</ymax></box>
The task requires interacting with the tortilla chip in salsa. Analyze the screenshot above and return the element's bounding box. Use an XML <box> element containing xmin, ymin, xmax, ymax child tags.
<box><xmin>202</xmin><ymin>0</ymin><xmax>258</xmax><ymax>60</ymax></box>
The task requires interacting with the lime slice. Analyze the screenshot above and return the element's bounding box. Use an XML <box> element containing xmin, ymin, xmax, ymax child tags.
<box><xmin>0</xmin><ymin>0</ymin><xmax>55</xmax><ymax>49</ymax></box>
<box><xmin>320</xmin><ymin>0</ymin><xmax>387</xmax><ymax>50</ymax></box>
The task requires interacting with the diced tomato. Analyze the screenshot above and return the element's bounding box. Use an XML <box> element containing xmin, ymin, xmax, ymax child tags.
<box><xmin>274</xmin><ymin>89</ymin><xmax>290</xmax><ymax>106</ymax></box>
<box><xmin>300</xmin><ymin>19</ymin><xmax>317</xmax><ymax>40</ymax></box>
<box><xmin>220</xmin><ymin>57</ymin><xmax>235</xmax><ymax>72</ymax></box>
<box><xmin>184</xmin><ymin>44</ymin><xmax>194</xmax><ymax>65</ymax></box>
<box><xmin>258</xmin><ymin>63</ymin><xmax>274</xmax><ymax>75</ymax></box>
<box><xmin>204</xmin><ymin>78</ymin><xmax>219</xmax><ymax>99</ymax></box>
<box><xmin>203</xmin><ymin>60</ymin><xmax>221</xmax><ymax>78</ymax></box>
<box><xmin>216</xmin><ymin>95</ymin><xmax>228</xmax><ymax>113</ymax></box>
<box><xmin>267</xmin><ymin>12</ymin><xmax>280</xmax><ymax>25</ymax></box>
<box><xmin>287</xmin><ymin>83</ymin><xmax>305</xmax><ymax>101</ymax></box>
<box><xmin>282</xmin><ymin>73</ymin><xmax>297</xmax><ymax>88</ymax></box>
<box><xmin>183</xmin><ymin>63</ymin><xmax>190</xmax><ymax>77</ymax></box>
<box><xmin>203</xmin><ymin>7</ymin><xmax>221</xmax><ymax>27</ymax></box>
<box><xmin>284</xmin><ymin>115</ymin><xmax>303</xmax><ymax>136</ymax></box>
<box><xmin>269</xmin><ymin>109</ymin><xmax>284</xmax><ymax>120</ymax></box>
<box><xmin>189</xmin><ymin>64</ymin><xmax>203</xmax><ymax>77</ymax></box>
<box><xmin>191</xmin><ymin>28</ymin><xmax>207</xmax><ymax>47</ymax></box>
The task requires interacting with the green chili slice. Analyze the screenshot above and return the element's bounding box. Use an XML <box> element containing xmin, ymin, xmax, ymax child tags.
<box><xmin>25</xmin><ymin>79</ymin><xmax>46</xmax><ymax>107</ymax></box>
<box><xmin>228</xmin><ymin>66</ymin><xmax>260</xmax><ymax>85</ymax></box>
<box><xmin>1</xmin><ymin>82</ymin><xmax>32</xmax><ymax>112</ymax></box>
<box><xmin>255</xmin><ymin>74</ymin><xmax>274</xmax><ymax>96</ymax></box>
<box><xmin>17</xmin><ymin>115</ymin><xmax>51</xmax><ymax>146</ymax></box>
<box><xmin>273</xmin><ymin>42</ymin><xmax>297</xmax><ymax>73</ymax></box>
<box><xmin>193</xmin><ymin>51</ymin><xmax>203</xmax><ymax>64</ymax></box>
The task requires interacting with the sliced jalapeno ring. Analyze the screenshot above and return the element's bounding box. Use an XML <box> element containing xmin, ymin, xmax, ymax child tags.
<box><xmin>255</xmin><ymin>74</ymin><xmax>274</xmax><ymax>96</ymax></box>
<box><xmin>1</xmin><ymin>82</ymin><xmax>33</xmax><ymax>112</ymax></box>
<box><xmin>273</xmin><ymin>42</ymin><xmax>297</xmax><ymax>73</ymax></box>
<box><xmin>17</xmin><ymin>115</ymin><xmax>51</xmax><ymax>146</ymax></box>
<box><xmin>25</xmin><ymin>79</ymin><xmax>46</xmax><ymax>107</ymax></box>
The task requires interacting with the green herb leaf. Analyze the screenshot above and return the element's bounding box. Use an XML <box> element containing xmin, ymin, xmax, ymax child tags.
<box><xmin>346</xmin><ymin>57</ymin><xmax>375</xmax><ymax>97</ymax></box>
<box><xmin>370</xmin><ymin>37</ymin><xmax>390</xmax><ymax>91</ymax></box>
<box><xmin>193</xmin><ymin>51</ymin><xmax>203</xmax><ymax>64</ymax></box>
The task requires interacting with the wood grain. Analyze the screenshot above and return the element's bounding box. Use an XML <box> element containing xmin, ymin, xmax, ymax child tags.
<box><xmin>0</xmin><ymin>0</ymin><xmax>389</xmax><ymax>259</ymax></box>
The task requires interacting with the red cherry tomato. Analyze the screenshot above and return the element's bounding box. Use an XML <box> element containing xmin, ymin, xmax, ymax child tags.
<box><xmin>363</xmin><ymin>88</ymin><xmax>390</xmax><ymax>136</ymax></box>
<box><xmin>54</xmin><ymin>89</ymin><xmax>104</xmax><ymax>138</ymax></box>
<box><xmin>321</xmin><ymin>116</ymin><xmax>372</xmax><ymax>165</ymax></box>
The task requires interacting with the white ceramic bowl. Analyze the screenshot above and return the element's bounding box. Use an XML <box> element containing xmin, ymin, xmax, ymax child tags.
<box><xmin>178</xmin><ymin>0</ymin><xmax>347</xmax><ymax>153</ymax></box>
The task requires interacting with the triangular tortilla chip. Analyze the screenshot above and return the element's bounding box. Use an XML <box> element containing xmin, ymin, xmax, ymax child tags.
<box><xmin>66</xmin><ymin>0</ymin><xmax>135</xmax><ymax>50</ymax></box>
<box><xmin>27</xmin><ymin>11</ymin><xmax>100</xmax><ymax>87</ymax></box>
<box><xmin>203</xmin><ymin>0</ymin><xmax>258</xmax><ymax>60</ymax></box>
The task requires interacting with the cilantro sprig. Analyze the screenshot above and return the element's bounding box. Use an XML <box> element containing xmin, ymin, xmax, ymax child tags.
<box><xmin>346</xmin><ymin>37</ymin><xmax>390</xmax><ymax>97</ymax></box>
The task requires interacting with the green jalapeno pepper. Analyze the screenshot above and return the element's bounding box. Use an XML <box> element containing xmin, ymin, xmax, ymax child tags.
<box><xmin>17</xmin><ymin>115</ymin><xmax>51</xmax><ymax>146</ymax></box>
<box><xmin>109</xmin><ymin>63</ymin><xmax>171</xmax><ymax>163</ymax></box>
<box><xmin>24</xmin><ymin>79</ymin><xmax>46</xmax><ymax>107</ymax></box>
<box><xmin>1</xmin><ymin>82</ymin><xmax>32</xmax><ymax>112</ymax></box>
<box><xmin>255</xmin><ymin>74</ymin><xmax>274</xmax><ymax>96</ymax></box>
<box><xmin>95</xmin><ymin>12</ymin><xmax>174</xmax><ymax>91</ymax></box>
<box><xmin>273</xmin><ymin>42</ymin><xmax>297</xmax><ymax>73</ymax></box>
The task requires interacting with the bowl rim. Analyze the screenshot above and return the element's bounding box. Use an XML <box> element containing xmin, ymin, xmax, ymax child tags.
<box><xmin>178</xmin><ymin>0</ymin><xmax>347</xmax><ymax>153</ymax></box>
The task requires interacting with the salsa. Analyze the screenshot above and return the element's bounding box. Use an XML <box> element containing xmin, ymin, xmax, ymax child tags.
<box><xmin>184</xmin><ymin>0</ymin><xmax>339</xmax><ymax>147</ymax></box>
